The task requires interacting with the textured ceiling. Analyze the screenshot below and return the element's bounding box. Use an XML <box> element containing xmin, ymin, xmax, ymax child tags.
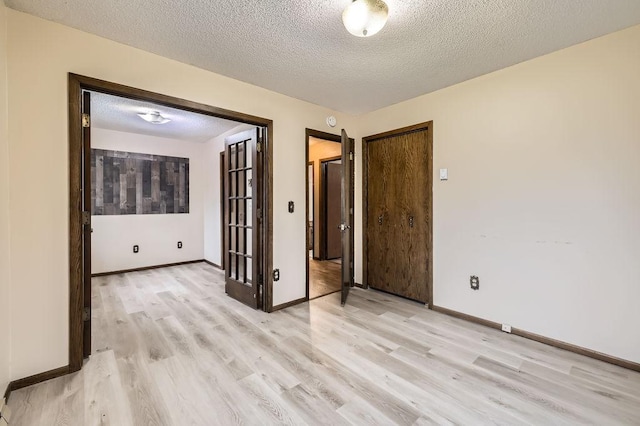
<box><xmin>8</xmin><ymin>1</ymin><xmax>640</xmax><ymax>114</ymax></box>
<box><xmin>90</xmin><ymin>92</ymin><xmax>241</xmax><ymax>143</ymax></box>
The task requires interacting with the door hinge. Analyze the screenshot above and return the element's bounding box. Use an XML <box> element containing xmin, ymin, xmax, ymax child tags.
<box><xmin>256</xmin><ymin>208</ymin><xmax>262</xmax><ymax>221</ymax></box>
<box><xmin>82</xmin><ymin>211</ymin><xmax>91</xmax><ymax>226</ymax></box>
<box><xmin>349</xmin><ymin>152</ymin><xmax>353</xmax><ymax>161</ymax></box>
<box><xmin>256</xmin><ymin>141</ymin><xmax>262</xmax><ymax>153</ymax></box>
<box><xmin>83</xmin><ymin>307</ymin><xmax>90</xmax><ymax>322</ymax></box>
<box><xmin>82</xmin><ymin>113</ymin><xmax>91</xmax><ymax>128</ymax></box>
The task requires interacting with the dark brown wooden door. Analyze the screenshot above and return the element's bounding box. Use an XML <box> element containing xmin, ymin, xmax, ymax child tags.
<box><xmin>225</xmin><ymin>128</ymin><xmax>263</xmax><ymax>309</ymax></box>
<box><xmin>366</xmin><ymin>128</ymin><xmax>431</xmax><ymax>303</ymax></box>
<box><xmin>367</xmin><ymin>137</ymin><xmax>395</xmax><ymax>300</ymax></box>
<box><xmin>82</xmin><ymin>91</ymin><xmax>92</xmax><ymax>358</ymax></box>
<box><xmin>340</xmin><ymin>129</ymin><xmax>355</xmax><ymax>305</ymax></box>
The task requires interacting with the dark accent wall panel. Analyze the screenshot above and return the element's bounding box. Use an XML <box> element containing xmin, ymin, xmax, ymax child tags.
<box><xmin>91</xmin><ymin>149</ymin><xmax>189</xmax><ymax>215</ymax></box>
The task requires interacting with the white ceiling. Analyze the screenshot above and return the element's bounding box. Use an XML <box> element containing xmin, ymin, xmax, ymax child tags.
<box><xmin>8</xmin><ymin>1</ymin><xmax>640</xmax><ymax>114</ymax></box>
<box><xmin>89</xmin><ymin>92</ymin><xmax>242</xmax><ymax>143</ymax></box>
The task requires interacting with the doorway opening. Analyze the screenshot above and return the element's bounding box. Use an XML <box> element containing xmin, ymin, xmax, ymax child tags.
<box><xmin>305</xmin><ymin>129</ymin><xmax>354</xmax><ymax>302</ymax></box>
<box><xmin>68</xmin><ymin>73</ymin><xmax>274</xmax><ymax>373</ymax></box>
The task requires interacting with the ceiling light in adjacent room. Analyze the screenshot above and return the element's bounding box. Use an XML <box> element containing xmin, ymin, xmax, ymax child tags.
<box><xmin>342</xmin><ymin>0</ymin><xmax>389</xmax><ymax>37</ymax></box>
<box><xmin>137</xmin><ymin>111</ymin><xmax>171</xmax><ymax>124</ymax></box>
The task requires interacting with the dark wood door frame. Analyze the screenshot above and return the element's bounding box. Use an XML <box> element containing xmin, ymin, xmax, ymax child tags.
<box><xmin>68</xmin><ymin>73</ymin><xmax>274</xmax><ymax>374</ymax></box>
<box><xmin>305</xmin><ymin>129</ymin><xmax>340</xmax><ymax>300</ymax></box>
<box><xmin>362</xmin><ymin>121</ymin><xmax>433</xmax><ymax>306</ymax></box>
<box><xmin>304</xmin><ymin>128</ymin><xmax>354</xmax><ymax>301</ymax></box>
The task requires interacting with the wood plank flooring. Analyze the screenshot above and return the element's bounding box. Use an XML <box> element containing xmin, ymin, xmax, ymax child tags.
<box><xmin>309</xmin><ymin>258</ymin><xmax>341</xmax><ymax>299</ymax></box>
<box><xmin>8</xmin><ymin>263</ymin><xmax>640</xmax><ymax>425</ymax></box>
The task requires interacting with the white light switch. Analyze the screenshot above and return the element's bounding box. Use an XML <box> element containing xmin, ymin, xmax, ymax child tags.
<box><xmin>440</xmin><ymin>168</ymin><xmax>448</xmax><ymax>181</ymax></box>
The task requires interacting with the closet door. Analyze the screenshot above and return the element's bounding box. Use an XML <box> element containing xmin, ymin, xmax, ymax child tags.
<box><xmin>366</xmin><ymin>138</ymin><xmax>396</xmax><ymax>294</ymax></box>
<box><xmin>393</xmin><ymin>130</ymin><xmax>430</xmax><ymax>303</ymax></box>
<box><xmin>365</xmin><ymin>126</ymin><xmax>432</xmax><ymax>304</ymax></box>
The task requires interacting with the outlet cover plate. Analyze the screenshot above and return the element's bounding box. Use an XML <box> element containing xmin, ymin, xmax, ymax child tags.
<box><xmin>470</xmin><ymin>275</ymin><xmax>479</xmax><ymax>290</ymax></box>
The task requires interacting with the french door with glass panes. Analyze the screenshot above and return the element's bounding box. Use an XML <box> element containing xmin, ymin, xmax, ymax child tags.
<box><xmin>225</xmin><ymin>128</ymin><xmax>264</xmax><ymax>309</ymax></box>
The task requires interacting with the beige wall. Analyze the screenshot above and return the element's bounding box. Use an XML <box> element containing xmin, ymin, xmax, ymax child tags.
<box><xmin>0</xmin><ymin>0</ymin><xmax>12</xmax><ymax>394</ymax></box>
<box><xmin>308</xmin><ymin>138</ymin><xmax>342</xmax><ymax>256</ymax></box>
<box><xmin>357</xmin><ymin>25</ymin><xmax>640</xmax><ymax>363</ymax></box>
<box><xmin>6</xmin><ymin>10</ymin><xmax>355</xmax><ymax>380</ymax></box>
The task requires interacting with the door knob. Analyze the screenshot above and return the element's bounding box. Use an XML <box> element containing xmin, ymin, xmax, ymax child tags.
<box><xmin>338</xmin><ymin>223</ymin><xmax>351</xmax><ymax>232</ymax></box>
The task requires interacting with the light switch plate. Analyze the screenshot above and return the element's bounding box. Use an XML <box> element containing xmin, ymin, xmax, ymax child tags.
<box><xmin>439</xmin><ymin>169</ymin><xmax>448</xmax><ymax>181</ymax></box>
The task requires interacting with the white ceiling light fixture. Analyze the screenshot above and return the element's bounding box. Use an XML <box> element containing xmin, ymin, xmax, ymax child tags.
<box><xmin>137</xmin><ymin>111</ymin><xmax>171</xmax><ymax>124</ymax></box>
<box><xmin>342</xmin><ymin>0</ymin><xmax>389</xmax><ymax>37</ymax></box>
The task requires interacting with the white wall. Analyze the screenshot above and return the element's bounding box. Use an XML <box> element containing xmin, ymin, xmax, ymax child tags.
<box><xmin>357</xmin><ymin>25</ymin><xmax>640</xmax><ymax>363</ymax></box>
<box><xmin>203</xmin><ymin>123</ymin><xmax>253</xmax><ymax>266</ymax></box>
<box><xmin>6</xmin><ymin>10</ymin><xmax>355</xmax><ymax>380</ymax></box>
<box><xmin>91</xmin><ymin>128</ymin><xmax>205</xmax><ymax>274</ymax></box>
<box><xmin>0</xmin><ymin>0</ymin><xmax>12</xmax><ymax>395</ymax></box>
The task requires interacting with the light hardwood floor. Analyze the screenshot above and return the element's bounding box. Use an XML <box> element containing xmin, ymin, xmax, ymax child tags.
<box><xmin>8</xmin><ymin>263</ymin><xmax>640</xmax><ymax>425</ymax></box>
<box><xmin>309</xmin><ymin>258</ymin><xmax>341</xmax><ymax>299</ymax></box>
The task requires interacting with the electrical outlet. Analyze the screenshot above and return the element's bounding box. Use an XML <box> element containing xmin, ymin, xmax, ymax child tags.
<box><xmin>470</xmin><ymin>275</ymin><xmax>479</xmax><ymax>290</ymax></box>
<box><xmin>273</xmin><ymin>269</ymin><xmax>280</xmax><ymax>281</ymax></box>
<box><xmin>177</xmin><ymin>241</ymin><xmax>183</xmax><ymax>249</ymax></box>
<box><xmin>502</xmin><ymin>324</ymin><xmax>512</xmax><ymax>333</ymax></box>
<box><xmin>133</xmin><ymin>245</ymin><xmax>139</xmax><ymax>253</ymax></box>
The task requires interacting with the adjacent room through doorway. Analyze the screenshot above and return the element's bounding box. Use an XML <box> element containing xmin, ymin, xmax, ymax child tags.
<box><xmin>86</xmin><ymin>90</ymin><xmax>264</xmax><ymax>357</ymax></box>
<box><xmin>67</xmin><ymin>74</ymin><xmax>274</xmax><ymax>370</ymax></box>
<box><xmin>306</xmin><ymin>133</ymin><xmax>342</xmax><ymax>299</ymax></box>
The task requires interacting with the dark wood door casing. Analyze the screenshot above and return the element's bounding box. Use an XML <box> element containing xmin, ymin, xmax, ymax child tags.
<box><xmin>69</xmin><ymin>73</ymin><xmax>274</xmax><ymax>373</ymax></box>
<box><xmin>363</xmin><ymin>122</ymin><xmax>433</xmax><ymax>305</ymax></box>
<box><xmin>304</xmin><ymin>129</ymin><xmax>345</xmax><ymax>302</ymax></box>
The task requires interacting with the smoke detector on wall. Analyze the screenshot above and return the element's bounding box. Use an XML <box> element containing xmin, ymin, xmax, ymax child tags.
<box><xmin>326</xmin><ymin>115</ymin><xmax>337</xmax><ymax>127</ymax></box>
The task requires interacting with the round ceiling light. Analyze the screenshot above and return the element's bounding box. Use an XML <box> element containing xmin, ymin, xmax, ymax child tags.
<box><xmin>342</xmin><ymin>0</ymin><xmax>389</xmax><ymax>37</ymax></box>
<box><xmin>137</xmin><ymin>111</ymin><xmax>171</xmax><ymax>125</ymax></box>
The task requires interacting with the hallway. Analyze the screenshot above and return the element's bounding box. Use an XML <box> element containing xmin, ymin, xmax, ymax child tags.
<box><xmin>309</xmin><ymin>258</ymin><xmax>341</xmax><ymax>299</ymax></box>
